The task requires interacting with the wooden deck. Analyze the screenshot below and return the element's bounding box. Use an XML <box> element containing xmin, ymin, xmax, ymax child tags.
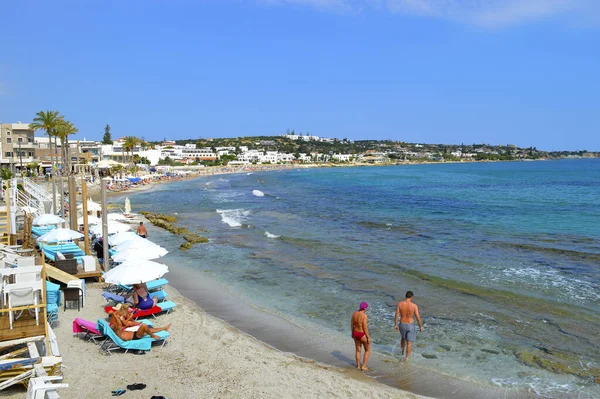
<box><xmin>45</xmin><ymin>262</ymin><xmax>103</xmax><ymax>284</ymax></box>
<box><xmin>0</xmin><ymin>309</ymin><xmax>46</xmax><ymax>343</ymax></box>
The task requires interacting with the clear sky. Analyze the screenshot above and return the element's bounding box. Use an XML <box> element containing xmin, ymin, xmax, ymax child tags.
<box><xmin>1</xmin><ymin>0</ymin><xmax>598</xmax><ymax>151</ymax></box>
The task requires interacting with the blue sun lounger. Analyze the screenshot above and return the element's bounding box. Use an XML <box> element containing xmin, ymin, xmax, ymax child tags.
<box><xmin>118</xmin><ymin>278</ymin><xmax>169</xmax><ymax>293</ymax></box>
<box><xmin>102</xmin><ymin>290</ymin><xmax>168</xmax><ymax>305</ymax></box>
<box><xmin>97</xmin><ymin>319</ymin><xmax>169</xmax><ymax>354</ymax></box>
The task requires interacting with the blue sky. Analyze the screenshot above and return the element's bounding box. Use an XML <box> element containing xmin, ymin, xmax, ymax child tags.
<box><xmin>1</xmin><ymin>0</ymin><xmax>598</xmax><ymax>151</ymax></box>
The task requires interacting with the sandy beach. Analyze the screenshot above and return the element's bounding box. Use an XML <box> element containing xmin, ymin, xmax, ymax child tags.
<box><xmin>3</xmin><ymin>284</ymin><xmax>426</xmax><ymax>399</ymax></box>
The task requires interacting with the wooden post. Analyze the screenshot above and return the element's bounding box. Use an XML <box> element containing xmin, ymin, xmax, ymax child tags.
<box><xmin>101</xmin><ymin>178</ymin><xmax>108</xmax><ymax>272</ymax></box>
<box><xmin>68</xmin><ymin>176</ymin><xmax>77</xmax><ymax>231</ymax></box>
<box><xmin>59</xmin><ymin>175</ymin><xmax>64</xmax><ymax>225</ymax></box>
<box><xmin>40</xmin><ymin>241</ymin><xmax>45</xmax><ymax>266</ymax></box>
<box><xmin>5</xmin><ymin>180</ymin><xmax>11</xmax><ymax>245</ymax></box>
<box><xmin>81</xmin><ymin>178</ymin><xmax>90</xmax><ymax>255</ymax></box>
<box><xmin>41</xmin><ymin>264</ymin><xmax>50</xmax><ymax>353</ymax></box>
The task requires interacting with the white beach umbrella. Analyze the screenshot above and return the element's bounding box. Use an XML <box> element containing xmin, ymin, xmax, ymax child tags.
<box><xmin>90</xmin><ymin>221</ymin><xmax>132</xmax><ymax>236</ymax></box>
<box><xmin>36</xmin><ymin>228</ymin><xmax>84</xmax><ymax>243</ymax></box>
<box><xmin>108</xmin><ymin>231</ymin><xmax>139</xmax><ymax>246</ymax></box>
<box><xmin>77</xmin><ymin>200</ymin><xmax>102</xmax><ymax>212</ymax></box>
<box><xmin>113</xmin><ymin>237</ymin><xmax>165</xmax><ymax>253</ymax></box>
<box><xmin>103</xmin><ymin>259</ymin><xmax>169</xmax><ymax>285</ymax></box>
<box><xmin>33</xmin><ymin>214</ymin><xmax>65</xmax><ymax>226</ymax></box>
<box><xmin>125</xmin><ymin>198</ymin><xmax>131</xmax><ymax>214</ymax></box>
<box><xmin>112</xmin><ymin>246</ymin><xmax>168</xmax><ymax>263</ymax></box>
<box><xmin>77</xmin><ymin>215</ymin><xmax>101</xmax><ymax>225</ymax></box>
<box><xmin>21</xmin><ymin>206</ymin><xmax>39</xmax><ymax>214</ymax></box>
<box><xmin>107</xmin><ymin>213</ymin><xmax>127</xmax><ymax>222</ymax></box>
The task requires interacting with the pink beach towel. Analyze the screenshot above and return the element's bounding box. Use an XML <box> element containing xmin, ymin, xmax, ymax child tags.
<box><xmin>73</xmin><ymin>317</ymin><xmax>101</xmax><ymax>336</ymax></box>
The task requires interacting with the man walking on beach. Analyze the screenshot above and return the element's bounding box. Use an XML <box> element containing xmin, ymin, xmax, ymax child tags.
<box><xmin>351</xmin><ymin>302</ymin><xmax>371</xmax><ymax>371</ymax></box>
<box><xmin>137</xmin><ymin>222</ymin><xmax>148</xmax><ymax>238</ymax></box>
<box><xmin>394</xmin><ymin>291</ymin><xmax>423</xmax><ymax>360</ymax></box>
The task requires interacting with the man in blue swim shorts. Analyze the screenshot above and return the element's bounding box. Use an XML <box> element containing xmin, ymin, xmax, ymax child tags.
<box><xmin>394</xmin><ymin>291</ymin><xmax>423</xmax><ymax>360</ymax></box>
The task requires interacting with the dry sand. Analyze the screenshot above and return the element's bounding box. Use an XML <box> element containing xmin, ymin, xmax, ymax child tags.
<box><xmin>4</xmin><ymin>284</ymin><xmax>427</xmax><ymax>399</ymax></box>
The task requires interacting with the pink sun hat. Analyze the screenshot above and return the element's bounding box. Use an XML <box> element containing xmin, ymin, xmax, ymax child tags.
<box><xmin>359</xmin><ymin>302</ymin><xmax>369</xmax><ymax>310</ymax></box>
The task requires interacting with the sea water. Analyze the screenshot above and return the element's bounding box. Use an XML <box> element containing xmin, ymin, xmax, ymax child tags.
<box><xmin>122</xmin><ymin>160</ymin><xmax>600</xmax><ymax>398</ymax></box>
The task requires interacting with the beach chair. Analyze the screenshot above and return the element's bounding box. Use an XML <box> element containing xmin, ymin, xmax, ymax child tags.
<box><xmin>26</xmin><ymin>375</ymin><xmax>68</xmax><ymax>399</ymax></box>
<box><xmin>97</xmin><ymin>319</ymin><xmax>169</xmax><ymax>355</ymax></box>
<box><xmin>103</xmin><ymin>300</ymin><xmax>176</xmax><ymax>319</ymax></box>
<box><xmin>102</xmin><ymin>291</ymin><xmax>129</xmax><ymax>304</ymax></box>
<box><xmin>118</xmin><ymin>278</ymin><xmax>169</xmax><ymax>294</ymax></box>
<box><xmin>72</xmin><ymin>317</ymin><xmax>104</xmax><ymax>343</ymax></box>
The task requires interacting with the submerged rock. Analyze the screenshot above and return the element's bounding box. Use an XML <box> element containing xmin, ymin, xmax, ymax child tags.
<box><xmin>141</xmin><ymin>211</ymin><xmax>208</xmax><ymax>250</ymax></box>
<box><xmin>481</xmin><ymin>348</ymin><xmax>501</xmax><ymax>355</ymax></box>
<box><xmin>422</xmin><ymin>353</ymin><xmax>438</xmax><ymax>359</ymax></box>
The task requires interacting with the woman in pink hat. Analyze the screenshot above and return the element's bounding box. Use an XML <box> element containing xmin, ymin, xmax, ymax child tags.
<box><xmin>350</xmin><ymin>302</ymin><xmax>371</xmax><ymax>371</ymax></box>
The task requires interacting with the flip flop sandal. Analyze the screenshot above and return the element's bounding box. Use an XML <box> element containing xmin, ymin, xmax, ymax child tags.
<box><xmin>126</xmin><ymin>383</ymin><xmax>146</xmax><ymax>390</ymax></box>
<box><xmin>111</xmin><ymin>389</ymin><xmax>126</xmax><ymax>396</ymax></box>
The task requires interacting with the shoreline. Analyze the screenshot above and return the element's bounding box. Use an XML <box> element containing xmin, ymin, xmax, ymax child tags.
<box><xmin>106</xmin><ymin>175</ymin><xmax>531</xmax><ymax>399</ymax></box>
<box><xmin>3</xmin><ymin>283</ymin><xmax>427</xmax><ymax>399</ymax></box>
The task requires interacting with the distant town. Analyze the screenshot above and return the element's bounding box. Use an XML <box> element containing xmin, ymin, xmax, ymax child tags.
<box><xmin>0</xmin><ymin>122</ymin><xmax>597</xmax><ymax>175</ymax></box>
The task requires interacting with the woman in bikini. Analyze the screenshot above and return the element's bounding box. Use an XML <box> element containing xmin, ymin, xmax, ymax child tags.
<box><xmin>109</xmin><ymin>304</ymin><xmax>171</xmax><ymax>341</ymax></box>
<box><xmin>132</xmin><ymin>283</ymin><xmax>158</xmax><ymax>310</ymax></box>
<box><xmin>350</xmin><ymin>301</ymin><xmax>371</xmax><ymax>371</ymax></box>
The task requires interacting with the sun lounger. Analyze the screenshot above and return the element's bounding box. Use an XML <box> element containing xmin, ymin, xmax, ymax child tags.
<box><xmin>104</xmin><ymin>300</ymin><xmax>176</xmax><ymax>319</ymax></box>
<box><xmin>96</xmin><ymin>319</ymin><xmax>169</xmax><ymax>354</ymax></box>
<box><xmin>102</xmin><ymin>290</ymin><xmax>167</xmax><ymax>305</ymax></box>
<box><xmin>119</xmin><ymin>278</ymin><xmax>169</xmax><ymax>293</ymax></box>
<box><xmin>72</xmin><ymin>317</ymin><xmax>103</xmax><ymax>343</ymax></box>
<box><xmin>102</xmin><ymin>291</ymin><xmax>129</xmax><ymax>304</ymax></box>
<box><xmin>31</xmin><ymin>226</ymin><xmax>56</xmax><ymax>238</ymax></box>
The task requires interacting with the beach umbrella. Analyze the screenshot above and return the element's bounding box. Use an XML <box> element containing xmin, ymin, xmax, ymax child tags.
<box><xmin>112</xmin><ymin>246</ymin><xmax>168</xmax><ymax>263</ymax></box>
<box><xmin>76</xmin><ymin>199</ymin><xmax>102</xmax><ymax>212</ymax></box>
<box><xmin>125</xmin><ymin>197</ymin><xmax>131</xmax><ymax>214</ymax></box>
<box><xmin>21</xmin><ymin>206</ymin><xmax>39</xmax><ymax>214</ymax></box>
<box><xmin>103</xmin><ymin>259</ymin><xmax>169</xmax><ymax>285</ymax></box>
<box><xmin>107</xmin><ymin>213</ymin><xmax>127</xmax><ymax>221</ymax></box>
<box><xmin>89</xmin><ymin>221</ymin><xmax>132</xmax><ymax>236</ymax></box>
<box><xmin>36</xmin><ymin>228</ymin><xmax>83</xmax><ymax>243</ymax></box>
<box><xmin>108</xmin><ymin>231</ymin><xmax>139</xmax><ymax>246</ymax></box>
<box><xmin>77</xmin><ymin>215</ymin><xmax>101</xmax><ymax>225</ymax></box>
<box><xmin>113</xmin><ymin>237</ymin><xmax>165</xmax><ymax>253</ymax></box>
<box><xmin>33</xmin><ymin>214</ymin><xmax>65</xmax><ymax>226</ymax></box>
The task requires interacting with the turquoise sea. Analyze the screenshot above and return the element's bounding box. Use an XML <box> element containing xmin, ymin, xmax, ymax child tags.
<box><xmin>121</xmin><ymin>159</ymin><xmax>600</xmax><ymax>398</ymax></box>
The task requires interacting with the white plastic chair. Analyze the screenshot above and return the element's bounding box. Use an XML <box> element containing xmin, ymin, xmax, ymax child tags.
<box><xmin>26</xmin><ymin>376</ymin><xmax>69</xmax><ymax>399</ymax></box>
<box><xmin>8</xmin><ymin>287</ymin><xmax>38</xmax><ymax>329</ymax></box>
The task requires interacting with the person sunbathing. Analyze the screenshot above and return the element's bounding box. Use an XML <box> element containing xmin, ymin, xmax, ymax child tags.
<box><xmin>109</xmin><ymin>304</ymin><xmax>170</xmax><ymax>340</ymax></box>
<box><xmin>132</xmin><ymin>283</ymin><xmax>158</xmax><ymax>310</ymax></box>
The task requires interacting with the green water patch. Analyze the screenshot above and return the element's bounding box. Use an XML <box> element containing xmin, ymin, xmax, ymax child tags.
<box><xmin>493</xmin><ymin>241</ymin><xmax>600</xmax><ymax>262</ymax></box>
<box><xmin>403</xmin><ymin>269</ymin><xmax>600</xmax><ymax>324</ymax></box>
<box><xmin>515</xmin><ymin>349</ymin><xmax>600</xmax><ymax>382</ymax></box>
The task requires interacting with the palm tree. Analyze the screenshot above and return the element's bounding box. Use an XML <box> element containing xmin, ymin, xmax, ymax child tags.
<box><xmin>29</xmin><ymin>110</ymin><xmax>64</xmax><ymax>172</ymax></box>
<box><xmin>123</xmin><ymin>136</ymin><xmax>140</xmax><ymax>165</ymax></box>
<box><xmin>54</xmin><ymin>120</ymin><xmax>78</xmax><ymax>174</ymax></box>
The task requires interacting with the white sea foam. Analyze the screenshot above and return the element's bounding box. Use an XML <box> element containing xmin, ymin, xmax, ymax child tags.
<box><xmin>216</xmin><ymin>209</ymin><xmax>250</xmax><ymax>227</ymax></box>
<box><xmin>265</xmin><ymin>231</ymin><xmax>280</xmax><ymax>239</ymax></box>
<box><xmin>252</xmin><ymin>190</ymin><xmax>265</xmax><ymax>197</ymax></box>
<box><xmin>247</xmin><ymin>172</ymin><xmax>253</xmax><ymax>175</ymax></box>
<box><xmin>488</xmin><ymin>267</ymin><xmax>600</xmax><ymax>304</ymax></box>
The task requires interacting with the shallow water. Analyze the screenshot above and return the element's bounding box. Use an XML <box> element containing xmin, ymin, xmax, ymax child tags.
<box><xmin>119</xmin><ymin>160</ymin><xmax>600</xmax><ymax>398</ymax></box>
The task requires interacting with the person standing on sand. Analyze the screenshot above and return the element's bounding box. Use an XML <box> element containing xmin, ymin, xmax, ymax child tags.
<box><xmin>351</xmin><ymin>302</ymin><xmax>371</xmax><ymax>371</ymax></box>
<box><xmin>137</xmin><ymin>221</ymin><xmax>148</xmax><ymax>238</ymax></box>
<box><xmin>394</xmin><ymin>291</ymin><xmax>423</xmax><ymax>360</ymax></box>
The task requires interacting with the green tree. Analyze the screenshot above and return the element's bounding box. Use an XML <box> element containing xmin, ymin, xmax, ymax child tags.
<box><xmin>29</xmin><ymin>110</ymin><xmax>64</xmax><ymax>173</ymax></box>
<box><xmin>102</xmin><ymin>124</ymin><xmax>113</xmax><ymax>144</ymax></box>
<box><xmin>0</xmin><ymin>167</ymin><xmax>13</xmax><ymax>180</ymax></box>
<box><xmin>55</xmin><ymin>120</ymin><xmax>78</xmax><ymax>174</ymax></box>
<box><xmin>123</xmin><ymin>136</ymin><xmax>140</xmax><ymax>164</ymax></box>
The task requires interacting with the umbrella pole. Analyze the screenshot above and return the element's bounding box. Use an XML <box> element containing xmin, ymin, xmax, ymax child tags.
<box><xmin>82</xmin><ymin>178</ymin><xmax>90</xmax><ymax>255</ymax></box>
<box><xmin>101</xmin><ymin>178</ymin><xmax>109</xmax><ymax>272</ymax></box>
